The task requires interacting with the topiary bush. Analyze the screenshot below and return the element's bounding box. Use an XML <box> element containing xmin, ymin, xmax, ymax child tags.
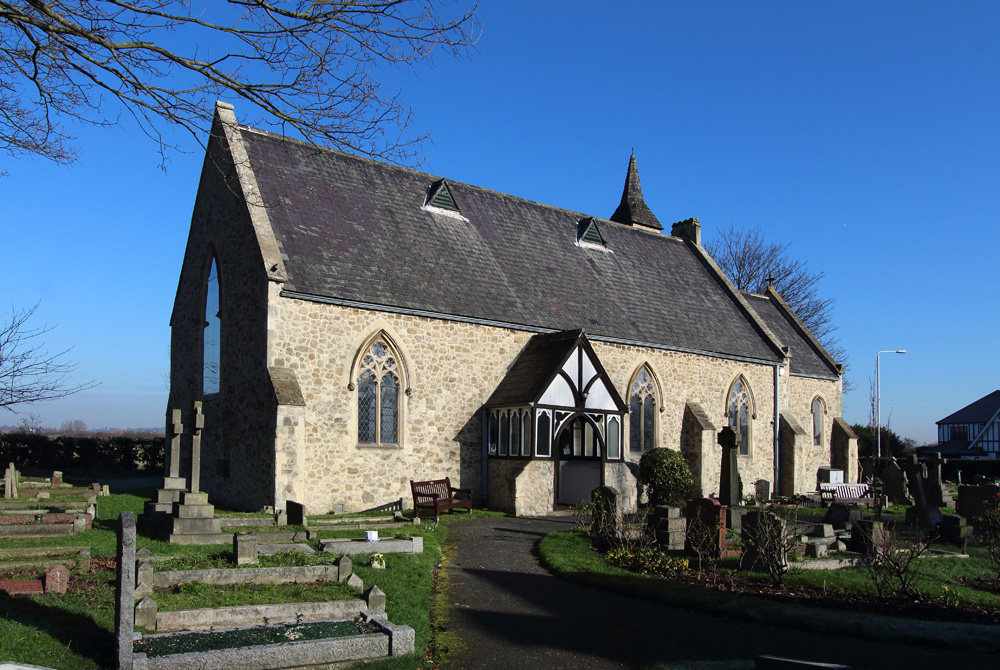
<box><xmin>638</xmin><ymin>448</ymin><xmax>693</xmax><ymax>506</ymax></box>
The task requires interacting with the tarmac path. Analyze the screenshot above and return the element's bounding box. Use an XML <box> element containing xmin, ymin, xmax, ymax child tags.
<box><xmin>444</xmin><ymin>515</ymin><xmax>998</xmax><ymax>669</ymax></box>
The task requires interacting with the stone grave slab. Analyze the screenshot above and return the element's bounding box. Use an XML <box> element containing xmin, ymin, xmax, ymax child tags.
<box><xmin>257</xmin><ymin>543</ymin><xmax>316</xmax><ymax>555</ymax></box>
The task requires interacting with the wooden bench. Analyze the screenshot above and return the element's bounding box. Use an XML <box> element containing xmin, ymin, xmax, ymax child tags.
<box><xmin>410</xmin><ymin>478</ymin><xmax>472</xmax><ymax>523</ymax></box>
<box><xmin>819</xmin><ymin>483</ymin><xmax>875</xmax><ymax>506</ymax></box>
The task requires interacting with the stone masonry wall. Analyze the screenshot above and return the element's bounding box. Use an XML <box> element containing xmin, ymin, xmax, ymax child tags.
<box><xmin>169</xmin><ymin>117</ymin><xmax>278</xmax><ymax>511</ymax></box>
<box><xmin>266</xmin><ymin>293</ymin><xmax>831</xmax><ymax>514</ymax></box>
<box><xmin>784</xmin><ymin>375</ymin><xmax>846</xmax><ymax>487</ymax></box>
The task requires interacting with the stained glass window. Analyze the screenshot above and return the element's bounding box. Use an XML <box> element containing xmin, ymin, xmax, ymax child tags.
<box><xmin>356</xmin><ymin>338</ymin><xmax>400</xmax><ymax>445</ymax></box>
<box><xmin>630</xmin><ymin>367</ymin><xmax>657</xmax><ymax>452</ymax></box>
<box><xmin>728</xmin><ymin>378</ymin><xmax>751</xmax><ymax>455</ymax></box>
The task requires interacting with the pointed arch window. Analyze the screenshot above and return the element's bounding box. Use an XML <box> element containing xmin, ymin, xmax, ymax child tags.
<box><xmin>629</xmin><ymin>367</ymin><xmax>657</xmax><ymax>453</ymax></box>
<box><xmin>357</xmin><ymin>338</ymin><xmax>400</xmax><ymax>445</ymax></box>
<box><xmin>203</xmin><ymin>255</ymin><xmax>221</xmax><ymax>396</ymax></box>
<box><xmin>727</xmin><ymin>377</ymin><xmax>752</xmax><ymax>456</ymax></box>
<box><xmin>812</xmin><ymin>398</ymin><xmax>825</xmax><ymax>447</ymax></box>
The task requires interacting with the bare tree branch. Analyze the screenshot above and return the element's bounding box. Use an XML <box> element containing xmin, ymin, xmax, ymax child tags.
<box><xmin>0</xmin><ymin>302</ymin><xmax>99</xmax><ymax>412</ymax></box>
<box><xmin>705</xmin><ymin>223</ymin><xmax>848</xmax><ymax>379</ymax></box>
<box><xmin>0</xmin><ymin>1</ymin><xmax>480</xmax><ymax>168</ymax></box>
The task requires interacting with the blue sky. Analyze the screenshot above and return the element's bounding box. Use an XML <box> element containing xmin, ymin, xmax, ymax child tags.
<box><xmin>2</xmin><ymin>1</ymin><xmax>998</xmax><ymax>443</ymax></box>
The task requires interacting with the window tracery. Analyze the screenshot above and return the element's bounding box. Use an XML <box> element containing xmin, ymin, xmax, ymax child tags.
<box><xmin>629</xmin><ymin>367</ymin><xmax>657</xmax><ymax>453</ymax></box>
<box><xmin>357</xmin><ymin>339</ymin><xmax>399</xmax><ymax>445</ymax></box>
<box><xmin>727</xmin><ymin>377</ymin><xmax>752</xmax><ymax>456</ymax></box>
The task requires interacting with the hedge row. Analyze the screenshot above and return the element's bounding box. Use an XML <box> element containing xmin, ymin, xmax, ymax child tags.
<box><xmin>0</xmin><ymin>432</ymin><xmax>164</xmax><ymax>473</ymax></box>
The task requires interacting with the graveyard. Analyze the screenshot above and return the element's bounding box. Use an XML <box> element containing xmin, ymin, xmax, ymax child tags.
<box><xmin>2</xmin><ymin>421</ymin><xmax>1000</xmax><ymax>669</ymax></box>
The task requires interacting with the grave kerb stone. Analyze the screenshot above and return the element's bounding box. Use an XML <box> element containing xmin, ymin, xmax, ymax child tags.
<box><xmin>116</xmin><ymin>511</ymin><xmax>136</xmax><ymax>670</ymax></box>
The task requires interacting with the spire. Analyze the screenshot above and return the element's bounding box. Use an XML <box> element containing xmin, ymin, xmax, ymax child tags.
<box><xmin>609</xmin><ymin>152</ymin><xmax>662</xmax><ymax>230</ymax></box>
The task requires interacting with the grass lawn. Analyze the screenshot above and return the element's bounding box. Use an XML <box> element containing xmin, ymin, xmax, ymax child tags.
<box><xmin>539</xmin><ymin>528</ymin><xmax>1000</xmax><ymax>623</ymax></box>
<box><xmin>0</xmin><ymin>485</ymin><xmax>500</xmax><ymax>670</ymax></box>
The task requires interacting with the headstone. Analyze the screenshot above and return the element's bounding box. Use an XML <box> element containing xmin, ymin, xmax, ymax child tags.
<box><xmin>275</xmin><ymin>509</ymin><xmax>288</xmax><ymax>526</ymax></box>
<box><xmin>134</xmin><ymin>596</ymin><xmax>158</xmax><ymax>631</ymax></box>
<box><xmin>849</xmin><ymin>519</ymin><xmax>886</xmax><ymax>556</ymax></box>
<box><xmin>831</xmin><ymin>539</ymin><xmax>848</xmax><ymax>552</ymax></box>
<box><xmin>189</xmin><ymin>401</ymin><xmax>204</xmax><ymax>493</ymax></box>
<box><xmin>135</xmin><ymin>547</ymin><xmax>151</xmax><ymax>560</ymax></box>
<box><xmin>685</xmin><ymin>497</ymin><xmax>726</xmax><ymax>557</ymax></box>
<box><xmin>652</xmin><ymin>505</ymin><xmax>686</xmax><ymax>551</ymax></box>
<box><xmin>136</xmin><ymin>559</ymin><xmax>154</xmax><ymax>587</ymax></box>
<box><xmin>91</xmin><ymin>483</ymin><xmax>101</xmax><ymax>494</ymax></box>
<box><xmin>133</xmin><ymin>583</ymin><xmax>153</xmax><ymax>600</ymax></box>
<box><xmin>755</xmin><ymin>479</ymin><xmax>771</xmax><ymax>503</ymax></box>
<box><xmin>167</xmin><ymin>408</ymin><xmax>184</xmax><ymax>479</ymax></box>
<box><xmin>4</xmin><ymin>463</ymin><xmax>18</xmax><ymax>499</ymax></box>
<box><xmin>718</xmin><ymin>427</ymin><xmax>742</xmax><ymax>507</ymax></box>
<box><xmin>51</xmin><ymin>471</ymin><xmax>63</xmax><ymax>488</ymax></box>
<box><xmin>101</xmin><ymin>484</ymin><xmax>110</xmax><ymax>497</ymax></box>
<box><xmin>957</xmin><ymin>484</ymin><xmax>999</xmax><ymax>519</ymax></box>
<box><xmin>347</xmin><ymin>573</ymin><xmax>364</xmax><ymax>592</ymax></box>
<box><xmin>882</xmin><ymin>458</ymin><xmax>911</xmax><ymax>506</ymax></box>
<box><xmin>234</xmin><ymin>533</ymin><xmax>259</xmax><ymax>565</ymax></box>
<box><xmin>741</xmin><ymin>510</ymin><xmax>788</xmax><ymax>573</ymax></box>
<box><xmin>115</xmin><ymin>511</ymin><xmax>136</xmax><ymax>670</ymax></box>
<box><xmin>364</xmin><ymin>585</ymin><xmax>386</xmax><ymax>611</ymax></box>
<box><xmin>336</xmin><ymin>555</ymin><xmax>353</xmax><ymax>582</ymax></box>
<box><xmin>286</xmin><ymin>500</ymin><xmax>308</xmax><ymax>527</ymax></box>
<box><xmin>36</xmin><ymin>491</ymin><xmax>50</xmax><ymax>500</ymax></box>
<box><xmin>45</xmin><ymin>564</ymin><xmax>69</xmax><ymax>594</ymax></box>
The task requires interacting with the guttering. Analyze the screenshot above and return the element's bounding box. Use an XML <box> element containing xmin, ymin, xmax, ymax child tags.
<box><xmin>279</xmin><ymin>290</ymin><xmax>783</xmax><ymax>368</ymax></box>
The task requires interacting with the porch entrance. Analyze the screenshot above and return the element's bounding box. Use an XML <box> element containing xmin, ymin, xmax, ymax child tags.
<box><xmin>556</xmin><ymin>415</ymin><xmax>603</xmax><ymax>506</ymax></box>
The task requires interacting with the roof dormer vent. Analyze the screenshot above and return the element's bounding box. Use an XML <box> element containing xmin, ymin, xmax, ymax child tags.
<box><xmin>577</xmin><ymin>217</ymin><xmax>607</xmax><ymax>250</ymax></box>
<box><xmin>425</xmin><ymin>179</ymin><xmax>460</xmax><ymax>212</ymax></box>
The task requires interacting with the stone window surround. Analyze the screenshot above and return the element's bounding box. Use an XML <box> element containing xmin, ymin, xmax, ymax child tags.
<box><xmin>812</xmin><ymin>395</ymin><xmax>827</xmax><ymax>447</ymax></box>
<box><xmin>348</xmin><ymin>331</ymin><xmax>409</xmax><ymax>449</ymax></box>
<box><xmin>724</xmin><ymin>374</ymin><xmax>756</xmax><ymax>458</ymax></box>
<box><xmin>201</xmin><ymin>247</ymin><xmax>222</xmax><ymax>399</ymax></box>
<box><xmin>627</xmin><ymin>364</ymin><xmax>661</xmax><ymax>454</ymax></box>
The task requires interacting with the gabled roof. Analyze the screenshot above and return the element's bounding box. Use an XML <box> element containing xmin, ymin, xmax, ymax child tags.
<box><xmin>230</xmin><ymin>119</ymin><xmax>794</xmax><ymax>365</ymax></box>
<box><xmin>937</xmin><ymin>390</ymin><xmax>1000</xmax><ymax>425</ymax></box>
<box><xmin>741</xmin><ymin>288</ymin><xmax>841</xmax><ymax>379</ymax></box>
<box><xmin>485</xmin><ymin>330</ymin><xmax>625</xmax><ymax>409</ymax></box>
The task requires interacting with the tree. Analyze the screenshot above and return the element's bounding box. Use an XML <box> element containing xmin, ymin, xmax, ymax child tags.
<box><xmin>0</xmin><ymin>303</ymin><xmax>98</xmax><ymax>413</ymax></box>
<box><xmin>0</xmin><ymin>1</ymin><xmax>478</xmax><ymax>167</ymax></box>
<box><xmin>851</xmin><ymin>423</ymin><xmax>906</xmax><ymax>459</ymax></box>
<box><xmin>705</xmin><ymin>223</ymin><xmax>847</xmax><ymax>372</ymax></box>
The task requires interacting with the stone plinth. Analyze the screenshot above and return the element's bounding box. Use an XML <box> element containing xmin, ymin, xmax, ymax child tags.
<box><xmin>166</xmin><ymin>492</ymin><xmax>228</xmax><ymax>545</ymax></box>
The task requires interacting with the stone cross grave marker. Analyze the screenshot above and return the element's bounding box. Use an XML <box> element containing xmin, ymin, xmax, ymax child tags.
<box><xmin>4</xmin><ymin>463</ymin><xmax>18</xmax><ymax>499</ymax></box>
<box><xmin>718</xmin><ymin>426</ymin><xmax>742</xmax><ymax>508</ymax></box>
<box><xmin>167</xmin><ymin>408</ymin><xmax>183</xmax><ymax>479</ymax></box>
<box><xmin>189</xmin><ymin>401</ymin><xmax>204</xmax><ymax>493</ymax></box>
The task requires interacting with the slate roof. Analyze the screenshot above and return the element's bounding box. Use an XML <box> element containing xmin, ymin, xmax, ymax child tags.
<box><xmin>238</xmin><ymin>127</ymin><xmax>792</xmax><ymax>364</ymax></box>
<box><xmin>742</xmin><ymin>291</ymin><xmax>840</xmax><ymax>378</ymax></box>
<box><xmin>937</xmin><ymin>391</ymin><xmax>1000</xmax><ymax>425</ymax></box>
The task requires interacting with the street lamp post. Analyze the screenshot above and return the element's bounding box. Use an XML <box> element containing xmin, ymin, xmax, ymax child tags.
<box><xmin>876</xmin><ymin>349</ymin><xmax>907</xmax><ymax>459</ymax></box>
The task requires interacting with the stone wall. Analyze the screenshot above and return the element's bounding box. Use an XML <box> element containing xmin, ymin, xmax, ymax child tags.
<box><xmin>169</xmin><ymin>114</ymin><xmax>279</xmax><ymax>511</ymax></box>
<box><xmin>783</xmin><ymin>374</ymin><xmax>846</xmax><ymax>487</ymax></box>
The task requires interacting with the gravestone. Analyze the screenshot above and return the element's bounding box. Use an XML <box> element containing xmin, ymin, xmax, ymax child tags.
<box><xmin>348</xmin><ymin>573</ymin><xmax>364</xmax><ymax>592</ymax></box>
<box><xmin>287</xmin><ymin>500</ymin><xmax>308</xmax><ymax>527</ymax></box>
<box><xmin>45</xmin><ymin>564</ymin><xmax>69</xmax><ymax>594</ymax></box>
<box><xmin>190</xmin><ymin>401</ymin><xmax>204</xmax><ymax>494</ymax></box>
<box><xmin>741</xmin><ymin>510</ymin><xmax>787</xmax><ymax>573</ymax></box>
<box><xmin>336</xmin><ymin>555</ymin><xmax>353</xmax><ymax>582</ymax></box>
<box><xmin>651</xmin><ymin>505</ymin><xmax>686</xmax><ymax>551</ymax></box>
<box><xmin>51</xmin><ymin>471</ymin><xmax>63</xmax><ymax>488</ymax></box>
<box><xmin>4</xmin><ymin>463</ymin><xmax>19</xmax><ymax>499</ymax></box>
<box><xmin>135</xmin><ymin>596</ymin><xmax>158</xmax><ymax>631</ymax></box>
<box><xmin>686</xmin><ymin>497</ymin><xmax>726</xmax><ymax>557</ymax></box>
<box><xmin>957</xmin><ymin>484</ymin><xmax>999</xmax><ymax>519</ymax></box>
<box><xmin>882</xmin><ymin>458</ymin><xmax>911</xmax><ymax>506</ymax></box>
<box><xmin>903</xmin><ymin>455</ymin><xmax>943</xmax><ymax>529</ymax></box>
<box><xmin>718</xmin><ymin>427</ymin><xmax>743</xmax><ymax>533</ymax></box>
<box><xmin>755</xmin><ymin>479</ymin><xmax>771</xmax><ymax>503</ymax></box>
<box><xmin>235</xmin><ymin>532</ymin><xmax>259</xmax><ymax>565</ymax></box>
<box><xmin>365</xmin><ymin>585</ymin><xmax>386</xmax><ymax>611</ymax></box>
<box><xmin>115</xmin><ymin>511</ymin><xmax>136</xmax><ymax>670</ymax></box>
<box><xmin>822</xmin><ymin>502</ymin><xmax>860</xmax><ymax>530</ymax></box>
<box><xmin>849</xmin><ymin>519</ymin><xmax>886</xmax><ymax>555</ymax></box>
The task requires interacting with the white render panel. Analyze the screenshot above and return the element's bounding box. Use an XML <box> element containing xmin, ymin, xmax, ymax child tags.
<box><xmin>581</xmin><ymin>351</ymin><xmax>597</xmax><ymax>386</ymax></box>
<box><xmin>562</xmin><ymin>349</ymin><xmax>579</xmax><ymax>382</ymax></box>
<box><xmin>584</xmin><ymin>378</ymin><xmax>617</xmax><ymax>411</ymax></box>
<box><xmin>541</xmin><ymin>374</ymin><xmax>575</xmax><ymax>407</ymax></box>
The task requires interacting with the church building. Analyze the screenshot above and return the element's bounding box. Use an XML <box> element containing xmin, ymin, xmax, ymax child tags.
<box><xmin>168</xmin><ymin>102</ymin><xmax>856</xmax><ymax>516</ymax></box>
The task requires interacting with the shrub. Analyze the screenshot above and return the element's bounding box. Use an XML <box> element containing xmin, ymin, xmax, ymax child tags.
<box><xmin>974</xmin><ymin>496</ymin><xmax>1000</xmax><ymax>578</ymax></box>
<box><xmin>638</xmin><ymin>448</ymin><xmax>693</xmax><ymax>506</ymax></box>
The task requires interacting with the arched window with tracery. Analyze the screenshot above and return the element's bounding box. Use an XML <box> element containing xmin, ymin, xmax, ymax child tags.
<box><xmin>812</xmin><ymin>397</ymin><xmax>825</xmax><ymax>447</ymax></box>
<box><xmin>629</xmin><ymin>366</ymin><xmax>657</xmax><ymax>453</ymax></box>
<box><xmin>203</xmin><ymin>255</ymin><xmax>221</xmax><ymax>396</ymax></box>
<box><xmin>727</xmin><ymin>377</ymin><xmax>752</xmax><ymax>456</ymax></box>
<box><xmin>357</xmin><ymin>338</ymin><xmax>400</xmax><ymax>445</ymax></box>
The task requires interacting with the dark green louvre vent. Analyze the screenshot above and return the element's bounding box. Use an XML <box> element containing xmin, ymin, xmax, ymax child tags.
<box><xmin>425</xmin><ymin>179</ymin><xmax>460</xmax><ymax>212</ymax></box>
<box><xmin>577</xmin><ymin>218</ymin><xmax>605</xmax><ymax>246</ymax></box>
